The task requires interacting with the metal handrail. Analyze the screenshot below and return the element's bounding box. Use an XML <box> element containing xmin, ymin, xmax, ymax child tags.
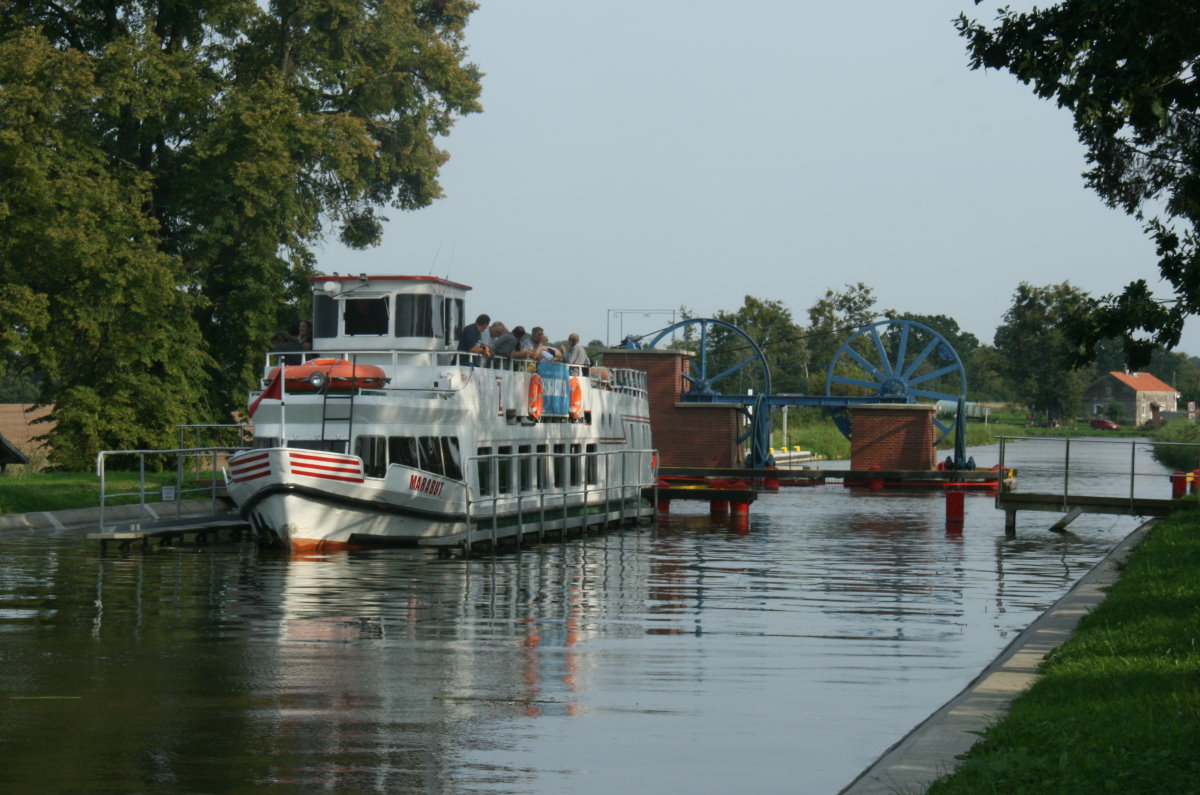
<box><xmin>95</xmin><ymin>446</ymin><xmax>248</xmax><ymax>530</ymax></box>
<box><xmin>996</xmin><ymin>435</ymin><xmax>1200</xmax><ymax>511</ymax></box>
<box><xmin>462</xmin><ymin>447</ymin><xmax>657</xmax><ymax>553</ymax></box>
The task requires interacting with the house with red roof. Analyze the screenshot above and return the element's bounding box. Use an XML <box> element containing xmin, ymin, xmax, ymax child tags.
<box><xmin>1083</xmin><ymin>371</ymin><xmax>1179</xmax><ymax>427</ymax></box>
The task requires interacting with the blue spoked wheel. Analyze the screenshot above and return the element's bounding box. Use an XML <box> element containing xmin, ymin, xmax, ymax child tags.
<box><xmin>825</xmin><ymin>319</ymin><xmax>967</xmax><ymax>442</ymax></box>
<box><xmin>645</xmin><ymin>318</ymin><xmax>772</xmax><ymax>396</ymax></box>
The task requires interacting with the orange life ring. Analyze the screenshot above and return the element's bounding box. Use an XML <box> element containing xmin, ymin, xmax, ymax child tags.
<box><xmin>528</xmin><ymin>374</ymin><xmax>543</xmax><ymax>420</ymax></box>
<box><xmin>568</xmin><ymin>376</ymin><xmax>583</xmax><ymax>420</ymax></box>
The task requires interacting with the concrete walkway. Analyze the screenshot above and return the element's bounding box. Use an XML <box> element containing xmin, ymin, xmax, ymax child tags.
<box><xmin>841</xmin><ymin>521</ymin><xmax>1150</xmax><ymax>794</ymax></box>
<box><xmin>0</xmin><ymin>498</ymin><xmax>235</xmax><ymax>534</ymax></box>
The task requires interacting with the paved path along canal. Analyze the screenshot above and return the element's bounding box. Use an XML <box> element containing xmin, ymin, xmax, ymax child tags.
<box><xmin>0</xmin><ymin>440</ymin><xmax>1161</xmax><ymax>792</ymax></box>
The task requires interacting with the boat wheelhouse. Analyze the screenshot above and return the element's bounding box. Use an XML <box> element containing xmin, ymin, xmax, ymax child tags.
<box><xmin>225</xmin><ymin>275</ymin><xmax>656</xmax><ymax>552</ymax></box>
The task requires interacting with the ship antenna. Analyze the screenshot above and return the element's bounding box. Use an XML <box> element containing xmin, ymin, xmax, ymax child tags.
<box><xmin>429</xmin><ymin>243</ymin><xmax>443</xmax><ymax>275</ymax></box>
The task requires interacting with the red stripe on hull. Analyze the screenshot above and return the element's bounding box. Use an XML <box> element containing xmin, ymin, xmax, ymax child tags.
<box><xmin>290</xmin><ymin>470</ymin><xmax>365</xmax><ymax>484</ymax></box>
<box><xmin>231</xmin><ymin>461</ymin><xmax>270</xmax><ymax>474</ymax></box>
<box><xmin>232</xmin><ymin>471</ymin><xmax>272</xmax><ymax>483</ymax></box>
<box><xmin>231</xmin><ymin>452</ymin><xmax>270</xmax><ymax>464</ymax></box>
<box><xmin>288</xmin><ymin>452</ymin><xmax>358</xmax><ymax>465</ymax></box>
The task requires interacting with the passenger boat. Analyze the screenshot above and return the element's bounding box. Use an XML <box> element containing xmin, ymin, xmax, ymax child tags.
<box><xmin>225</xmin><ymin>275</ymin><xmax>656</xmax><ymax>552</ymax></box>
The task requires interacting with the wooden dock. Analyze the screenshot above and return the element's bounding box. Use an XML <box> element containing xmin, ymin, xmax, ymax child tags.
<box><xmin>88</xmin><ymin>514</ymin><xmax>250</xmax><ymax>552</ymax></box>
<box><xmin>997</xmin><ymin>491</ymin><xmax>1191</xmax><ymax>534</ymax></box>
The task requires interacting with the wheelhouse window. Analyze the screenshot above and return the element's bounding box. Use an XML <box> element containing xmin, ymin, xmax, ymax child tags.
<box><xmin>344</xmin><ymin>297</ymin><xmax>390</xmax><ymax>335</ymax></box>
<box><xmin>395</xmin><ymin>293</ymin><xmax>435</xmax><ymax>338</ymax></box>
<box><xmin>442</xmin><ymin>298</ymin><xmax>464</xmax><ymax>346</ymax></box>
<box><xmin>313</xmin><ymin>294</ymin><xmax>339</xmax><ymax>339</ymax></box>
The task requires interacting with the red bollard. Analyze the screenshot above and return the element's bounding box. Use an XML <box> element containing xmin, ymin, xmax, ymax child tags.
<box><xmin>763</xmin><ymin>466</ymin><xmax>780</xmax><ymax>492</ymax></box>
<box><xmin>945</xmin><ymin>489</ymin><xmax>965</xmax><ymax>522</ymax></box>
<box><xmin>867</xmin><ymin>465</ymin><xmax>884</xmax><ymax>491</ymax></box>
<box><xmin>731</xmin><ymin>501</ymin><xmax>750</xmax><ymax>517</ymax></box>
<box><xmin>1172</xmin><ymin>471</ymin><xmax>1188</xmax><ymax>499</ymax></box>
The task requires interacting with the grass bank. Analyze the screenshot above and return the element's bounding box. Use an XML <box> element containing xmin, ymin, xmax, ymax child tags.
<box><xmin>0</xmin><ymin>471</ymin><xmax>178</xmax><ymax>514</ymax></box>
<box><xmin>927</xmin><ymin>509</ymin><xmax>1200</xmax><ymax>793</ymax></box>
<box><xmin>1149</xmin><ymin>418</ymin><xmax>1200</xmax><ymax>472</ymax></box>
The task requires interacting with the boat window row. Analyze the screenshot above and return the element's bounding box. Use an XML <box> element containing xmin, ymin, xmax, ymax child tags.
<box><xmin>475</xmin><ymin>443</ymin><xmax>599</xmax><ymax>497</ymax></box>
<box><xmin>313</xmin><ymin>293</ymin><xmax>465</xmax><ymax>344</ymax></box>
<box><xmin>354</xmin><ymin>435</ymin><xmax>464</xmax><ymax>480</ymax></box>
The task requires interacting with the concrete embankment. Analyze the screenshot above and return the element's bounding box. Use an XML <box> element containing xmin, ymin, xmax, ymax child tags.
<box><xmin>0</xmin><ymin>499</ymin><xmax>234</xmax><ymax>534</ymax></box>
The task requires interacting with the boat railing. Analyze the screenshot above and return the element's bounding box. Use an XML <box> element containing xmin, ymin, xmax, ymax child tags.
<box><xmin>95</xmin><ymin>446</ymin><xmax>249</xmax><ymax>531</ymax></box>
<box><xmin>257</xmin><ymin>349</ymin><xmax>648</xmax><ymax>398</ymax></box>
<box><xmin>599</xmin><ymin>367</ymin><xmax>647</xmax><ymax>397</ymax></box>
<box><xmin>465</xmin><ymin>447</ymin><xmax>657</xmax><ymax>549</ymax></box>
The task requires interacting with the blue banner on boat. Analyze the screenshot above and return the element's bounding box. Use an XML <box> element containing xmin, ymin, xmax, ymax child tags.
<box><xmin>537</xmin><ymin>362</ymin><xmax>569</xmax><ymax>415</ymax></box>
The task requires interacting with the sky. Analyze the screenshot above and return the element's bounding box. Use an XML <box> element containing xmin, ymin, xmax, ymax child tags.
<box><xmin>323</xmin><ymin>2</ymin><xmax>1193</xmax><ymax>357</ymax></box>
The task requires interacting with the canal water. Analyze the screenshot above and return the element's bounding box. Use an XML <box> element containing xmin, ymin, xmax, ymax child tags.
<box><xmin>0</xmin><ymin>440</ymin><xmax>1165</xmax><ymax>793</ymax></box>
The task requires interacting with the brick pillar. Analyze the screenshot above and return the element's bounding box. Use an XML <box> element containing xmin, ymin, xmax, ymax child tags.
<box><xmin>849</xmin><ymin>404</ymin><xmax>937</xmax><ymax>471</ymax></box>
<box><xmin>601</xmin><ymin>349</ymin><xmax>744</xmax><ymax>467</ymax></box>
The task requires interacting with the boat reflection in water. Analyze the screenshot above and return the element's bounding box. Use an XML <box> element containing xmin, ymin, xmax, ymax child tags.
<box><xmin>0</xmin><ymin>443</ymin><xmax>1153</xmax><ymax>792</ymax></box>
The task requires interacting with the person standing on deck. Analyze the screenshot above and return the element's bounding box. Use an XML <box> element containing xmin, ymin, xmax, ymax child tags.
<box><xmin>566</xmin><ymin>333</ymin><xmax>590</xmax><ymax>366</ymax></box>
<box><xmin>296</xmin><ymin>319</ymin><xmax>313</xmax><ymax>351</ymax></box>
<box><xmin>491</xmin><ymin>324</ymin><xmax>520</xmax><ymax>358</ymax></box>
<box><xmin>457</xmin><ymin>313</ymin><xmax>491</xmax><ymax>358</ymax></box>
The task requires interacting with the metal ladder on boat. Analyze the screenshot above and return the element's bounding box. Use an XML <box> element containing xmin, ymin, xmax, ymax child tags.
<box><xmin>319</xmin><ymin>355</ymin><xmax>357</xmax><ymax>450</ymax></box>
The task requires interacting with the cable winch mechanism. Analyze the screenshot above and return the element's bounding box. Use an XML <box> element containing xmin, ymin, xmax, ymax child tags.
<box><xmin>624</xmin><ymin>316</ymin><xmax>972</xmax><ymax>470</ymax></box>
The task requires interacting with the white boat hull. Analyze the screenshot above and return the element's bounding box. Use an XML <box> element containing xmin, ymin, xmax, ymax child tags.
<box><xmin>227</xmin><ymin>448</ymin><xmax>471</xmax><ymax>550</ymax></box>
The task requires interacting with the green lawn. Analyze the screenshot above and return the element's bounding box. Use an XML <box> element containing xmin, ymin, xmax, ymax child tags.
<box><xmin>927</xmin><ymin>509</ymin><xmax>1200</xmax><ymax>793</ymax></box>
<box><xmin>0</xmin><ymin>470</ymin><xmax>185</xmax><ymax>514</ymax></box>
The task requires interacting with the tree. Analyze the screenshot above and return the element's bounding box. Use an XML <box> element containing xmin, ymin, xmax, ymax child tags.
<box><xmin>804</xmin><ymin>283</ymin><xmax>877</xmax><ymax>393</ymax></box>
<box><xmin>957</xmin><ymin>2</ymin><xmax>1200</xmax><ymax>367</ymax></box>
<box><xmin>713</xmin><ymin>296</ymin><xmax>806</xmax><ymax>393</ymax></box>
<box><xmin>993</xmin><ymin>282</ymin><xmax>1094</xmax><ymax>421</ymax></box>
<box><xmin>0</xmin><ymin>1</ymin><xmax>482</xmax><ymax>465</ymax></box>
<box><xmin>0</xmin><ymin>30</ymin><xmax>211</xmax><ymax>467</ymax></box>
